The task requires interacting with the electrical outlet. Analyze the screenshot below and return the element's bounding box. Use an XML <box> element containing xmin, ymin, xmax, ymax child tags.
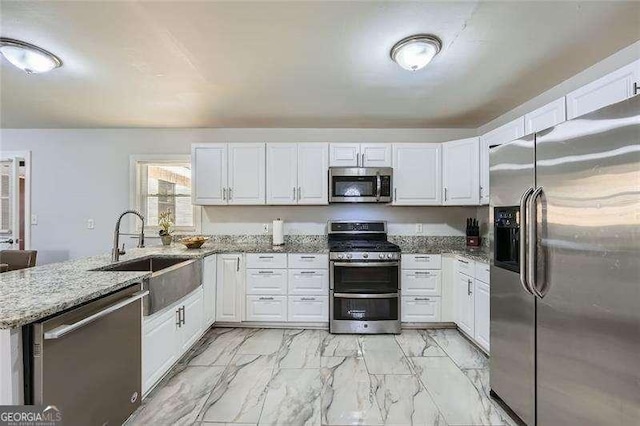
<box><xmin>416</xmin><ymin>223</ymin><xmax>423</xmax><ymax>234</ymax></box>
<box><xmin>87</xmin><ymin>219</ymin><xmax>95</xmax><ymax>229</ymax></box>
<box><xmin>263</xmin><ymin>223</ymin><xmax>269</xmax><ymax>233</ymax></box>
<box><xmin>31</xmin><ymin>214</ymin><xmax>38</xmax><ymax>225</ymax></box>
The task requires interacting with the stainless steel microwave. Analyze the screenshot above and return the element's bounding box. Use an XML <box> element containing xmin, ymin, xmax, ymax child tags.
<box><xmin>329</xmin><ymin>167</ymin><xmax>393</xmax><ymax>203</ymax></box>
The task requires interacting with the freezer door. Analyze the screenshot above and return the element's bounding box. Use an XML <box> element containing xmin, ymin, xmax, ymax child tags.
<box><xmin>534</xmin><ymin>96</ymin><xmax>640</xmax><ymax>425</ymax></box>
<box><xmin>489</xmin><ymin>135</ymin><xmax>536</xmax><ymax>425</ymax></box>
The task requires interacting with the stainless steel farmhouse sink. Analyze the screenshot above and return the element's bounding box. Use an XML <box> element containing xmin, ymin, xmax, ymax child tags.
<box><xmin>93</xmin><ymin>256</ymin><xmax>202</xmax><ymax>315</ymax></box>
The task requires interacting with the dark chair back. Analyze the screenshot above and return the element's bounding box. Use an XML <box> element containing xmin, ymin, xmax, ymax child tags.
<box><xmin>0</xmin><ymin>250</ymin><xmax>37</xmax><ymax>271</ymax></box>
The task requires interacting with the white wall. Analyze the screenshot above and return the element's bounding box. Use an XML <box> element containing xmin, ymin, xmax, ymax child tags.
<box><xmin>0</xmin><ymin>127</ymin><xmax>476</xmax><ymax>264</ymax></box>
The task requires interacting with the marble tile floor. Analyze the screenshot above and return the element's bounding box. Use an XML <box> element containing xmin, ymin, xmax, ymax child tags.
<box><xmin>126</xmin><ymin>327</ymin><xmax>518</xmax><ymax>426</ymax></box>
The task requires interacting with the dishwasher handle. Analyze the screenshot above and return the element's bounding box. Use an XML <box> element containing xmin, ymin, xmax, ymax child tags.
<box><xmin>44</xmin><ymin>290</ymin><xmax>149</xmax><ymax>340</ymax></box>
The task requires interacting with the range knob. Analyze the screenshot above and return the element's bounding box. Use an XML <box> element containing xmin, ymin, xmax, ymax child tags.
<box><xmin>346</xmin><ymin>253</ymin><xmax>353</xmax><ymax>259</ymax></box>
<box><xmin>387</xmin><ymin>253</ymin><xmax>393</xmax><ymax>259</ymax></box>
<box><xmin>379</xmin><ymin>253</ymin><xmax>385</xmax><ymax>259</ymax></box>
<box><xmin>363</xmin><ymin>253</ymin><xmax>369</xmax><ymax>259</ymax></box>
<box><xmin>337</xmin><ymin>254</ymin><xmax>344</xmax><ymax>259</ymax></box>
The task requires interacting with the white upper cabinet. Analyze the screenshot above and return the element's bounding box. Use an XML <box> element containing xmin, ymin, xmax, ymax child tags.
<box><xmin>329</xmin><ymin>143</ymin><xmax>392</xmax><ymax>167</ymax></box>
<box><xmin>524</xmin><ymin>97</ymin><xmax>566</xmax><ymax>135</ymax></box>
<box><xmin>329</xmin><ymin>143</ymin><xmax>360</xmax><ymax>167</ymax></box>
<box><xmin>298</xmin><ymin>143</ymin><xmax>329</xmax><ymax>205</ymax></box>
<box><xmin>479</xmin><ymin>117</ymin><xmax>525</xmax><ymax>205</ymax></box>
<box><xmin>228</xmin><ymin>143</ymin><xmax>266</xmax><ymax>205</ymax></box>
<box><xmin>566</xmin><ymin>59</ymin><xmax>640</xmax><ymax>120</ymax></box>
<box><xmin>361</xmin><ymin>144</ymin><xmax>392</xmax><ymax>167</ymax></box>
<box><xmin>442</xmin><ymin>138</ymin><xmax>480</xmax><ymax>205</ymax></box>
<box><xmin>192</xmin><ymin>144</ymin><xmax>228</xmax><ymax>205</ymax></box>
<box><xmin>392</xmin><ymin>143</ymin><xmax>442</xmax><ymax>206</ymax></box>
<box><xmin>266</xmin><ymin>143</ymin><xmax>298</xmax><ymax>205</ymax></box>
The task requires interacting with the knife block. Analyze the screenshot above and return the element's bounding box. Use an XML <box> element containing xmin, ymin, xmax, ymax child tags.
<box><xmin>466</xmin><ymin>236</ymin><xmax>481</xmax><ymax>247</ymax></box>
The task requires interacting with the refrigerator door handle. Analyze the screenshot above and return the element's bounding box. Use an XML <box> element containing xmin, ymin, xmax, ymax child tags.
<box><xmin>527</xmin><ymin>186</ymin><xmax>545</xmax><ymax>298</ymax></box>
<box><xmin>519</xmin><ymin>187</ymin><xmax>535</xmax><ymax>295</ymax></box>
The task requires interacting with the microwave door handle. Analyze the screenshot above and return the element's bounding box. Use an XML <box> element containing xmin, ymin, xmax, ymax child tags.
<box><xmin>376</xmin><ymin>171</ymin><xmax>381</xmax><ymax>201</ymax></box>
<box><xmin>519</xmin><ymin>187</ymin><xmax>535</xmax><ymax>296</ymax></box>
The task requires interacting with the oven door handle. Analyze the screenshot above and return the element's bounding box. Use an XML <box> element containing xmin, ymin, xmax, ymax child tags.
<box><xmin>44</xmin><ymin>290</ymin><xmax>149</xmax><ymax>340</ymax></box>
<box><xmin>333</xmin><ymin>292</ymin><xmax>399</xmax><ymax>299</ymax></box>
<box><xmin>331</xmin><ymin>261</ymin><xmax>399</xmax><ymax>267</ymax></box>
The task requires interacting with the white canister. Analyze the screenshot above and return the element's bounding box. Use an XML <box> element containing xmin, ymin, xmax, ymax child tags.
<box><xmin>272</xmin><ymin>218</ymin><xmax>284</xmax><ymax>246</ymax></box>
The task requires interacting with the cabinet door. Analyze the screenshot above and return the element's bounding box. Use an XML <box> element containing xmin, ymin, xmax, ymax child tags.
<box><xmin>298</xmin><ymin>143</ymin><xmax>329</xmax><ymax>205</ymax></box>
<box><xmin>246</xmin><ymin>296</ymin><xmax>288</xmax><ymax>322</ymax></box>
<box><xmin>401</xmin><ymin>270</ymin><xmax>441</xmax><ymax>296</ymax></box>
<box><xmin>329</xmin><ymin>143</ymin><xmax>360</xmax><ymax>167</ymax></box>
<box><xmin>479</xmin><ymin>136</ymin><xmax>492</xmax><ymax>205</ymax></box>
<box><xmin>392</xmin><ymin>143</ymin><xmax>442</xmax><ymax>205</ymax></box>
<box><xmin>180</xmin><ymin>289</ymin><xmax>204</xmax><ymax>354</ymax></box>
<box><xmin>442</xmin><ymin>137</ymin><xmax>480</xmax><ymax>205</ymax></box>
<box><xmin>401</xmin><ymin>296</ymin><xmax>441</xmax><ymax>322</ymax></box>
<box><xmin>479</xmin><ymin>117</ymin><xmax>525</xmax><ymax>205</ymax></box>
<box><xmin>474</xmin><ymin>279</ymin><xmax>490</xmax><ymax>352</ymax></box>
<box><xmin>566</xmin><ymin>59</ymin><xmax>640</xmax><ymax>119</ymax></box>
<box><xmin>216</xmin><ymin>254</ymin><xmax>244</xmax><ymax>322</ymax></box>
<box><xmin>524</xmin><ymin>97</ymin><xmax>566</xmax><ymax>135</ymax></box>
<box><xmin>192</xmin><ymin>144</ymin><xmax>228</xmax><ymax>205</ymax></box>
<box><xmin>266</xmin><ymin>143</ymin><xmax>298</xmax><ymax>205</ymax></box>
<box><xmin>288</xmin><ymin>296</ymin><xmax>329</xmax><ymax>322</ymax></box>
<box><xmin>143</xmin><ymin>307</ymin><xmax>179</xmax><ymax>394</ymax></box>
<box><xmin>202</xmin><ymin>255</ymin><xmax>216</xmax><ymax>328</ymax></box>
<box><xmin>361</xmin><ymin>144</ymin><xmax>392</xmax><ymax>167</ymax></box>
<box><xmin>228</xmin><ymin>143</ymin><xmax>266</xmax><ymax>205</ymax></box>
<box><xmin>456</xmin><ymin>272</ymin><xmax>475</xmax><ymax>336</ymax></box>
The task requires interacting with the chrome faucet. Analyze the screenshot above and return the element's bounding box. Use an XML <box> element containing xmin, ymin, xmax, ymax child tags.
<box><xmin>112</xmin><ymin>210</ymin><xmax>145</xmax><ymax>261</ymax></box>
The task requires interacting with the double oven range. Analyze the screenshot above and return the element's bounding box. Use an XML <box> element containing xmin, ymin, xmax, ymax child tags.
<box><xmin>328</xmin><ymin>221</ymin><xmax>401</xmax><ymax>334</ymax></box>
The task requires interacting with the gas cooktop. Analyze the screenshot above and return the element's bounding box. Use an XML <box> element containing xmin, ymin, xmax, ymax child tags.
<box><xmin>327</xmin><ymin>220</ymin><xmax>400</xmax><ymax>261</ymax></box>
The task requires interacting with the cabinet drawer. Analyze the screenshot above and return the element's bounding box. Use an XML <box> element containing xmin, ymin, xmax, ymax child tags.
<box><xmin>401</xmin><ymin>296</ymin><xmax>441</xmax><ymax>322</ymax></box>
<box><xmin>288</xmin><ymin>253</ymin><xmax>328</xmax><ymax>269</ymax></box>
<box><xmin>246</xmin><ymin>269</ymin><xmax>287</xmax><ymax>295</ymax></box>
<box><xmin>402</xmin><ymin>254</ymin><xmax>442</xmax><ymax>270</ymax></box>
<box><xmin>288</xmin><ymin>269</ymin><xmax>329</xmax><ymax>296</ymax></box>
<box><xmin>288</xmin><ymin>296</ymin><xmax>329</xmax><ymax>322</ymax></box>
<box><xmin>402</xmin><ymin>270</ymin><xmax>441</xmax><ymax>296</ymax></box>
<box><xmin>246</xmin><ymin>253</ymin><xmax>287</xmax><ymax>269</ymax></box>
<box><xmin>456</xmin><ymin>256</ymin><xmax>474</xmax><ymax>277</ymax></box>
<box><xmin>475</xmin><ymin>261</ymin><xmax>490</xmax><ymax>284</ymax></box>
<box><xmin>245</xmin><ymin>296</ymin><xmax>287</xmax><ymax>322</ymax></box>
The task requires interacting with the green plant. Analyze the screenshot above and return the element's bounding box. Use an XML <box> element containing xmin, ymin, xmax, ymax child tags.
<box><xmin>158</xmin><ymin>210</ymin><xmax>174</xmax><ymax>236</ymax></box>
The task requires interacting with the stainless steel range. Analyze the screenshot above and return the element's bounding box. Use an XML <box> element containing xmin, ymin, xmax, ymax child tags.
<box><xmin>328</xmin><ymin>220</ymin><xmax>401</xmax><ymax>334</ymax></box>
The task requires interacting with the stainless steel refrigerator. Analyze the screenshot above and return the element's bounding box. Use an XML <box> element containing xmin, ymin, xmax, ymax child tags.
<box><xmin>489</xmin><ymin>95</ymin><xmax>640</xmax><ymax>425</ymax></box>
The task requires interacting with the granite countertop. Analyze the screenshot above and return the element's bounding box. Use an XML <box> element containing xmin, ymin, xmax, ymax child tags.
<box><xmin>0</xmin><ymin>241</ymin><xmax>329</xmax><ymax>329</ymax></box>
<box><xmin>0</xmin><ymin>236</ymin><xmax>488</xmax><ymax>329</ymax></box>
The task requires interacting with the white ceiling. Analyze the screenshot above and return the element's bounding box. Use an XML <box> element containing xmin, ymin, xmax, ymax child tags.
<box><xmin>1</xmin><ymin>1</ymin><xmax>639</xmax><ymax>129</ymax></box>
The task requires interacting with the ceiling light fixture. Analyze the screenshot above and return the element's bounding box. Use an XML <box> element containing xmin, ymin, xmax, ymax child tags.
<box><xmin>0</xmin><ymin>38</ymin><xmax>62</xmax><ymax>74</ymax></box>
<box><xmin>390</xmin><ymin>34</ymin><xmax>442</xmax><ymax>72</ymax></box>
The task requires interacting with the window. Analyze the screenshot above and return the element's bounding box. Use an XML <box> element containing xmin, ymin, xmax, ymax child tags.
<box><xmin>132</xmin><ymin>156</ymin><xmax>199</xmax><ymax>233</ymax></box>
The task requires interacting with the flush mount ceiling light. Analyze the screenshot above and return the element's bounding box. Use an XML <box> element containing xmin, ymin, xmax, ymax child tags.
<box><xmin>0</xmin><ymin>38</ymin><xmax>62</xmax><ymax>74</ymax></box>
<box><xmin>390</xmin><ymin>34</ymin><xmax>442</xmax><ymax>71</ymax></box>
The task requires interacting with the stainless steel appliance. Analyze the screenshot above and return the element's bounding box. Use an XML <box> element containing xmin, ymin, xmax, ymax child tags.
<box><xmin>329</xmin><ymin>167</ymin><xmax>392</xmax><ymax>203</ymax></box>
<box><xmin>328</xmin><ymin>220</ymin><xmax>401</xmax><ymax>334</ymax></box>
<box><xmin>490</xmin><ymin>96</ymin><xmax>640</xmax><ymax>425</ymax></box>
<box><xmin>28</xmin><ymin>284</ymin><xmax>147</xmax><ymax>425</ymax></box>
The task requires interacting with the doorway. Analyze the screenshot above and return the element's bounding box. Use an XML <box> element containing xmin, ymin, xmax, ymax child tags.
<box><xmin>0</xmin><ymin>151</ymin><xmax>31</xmax><ymax>250</ymax></box>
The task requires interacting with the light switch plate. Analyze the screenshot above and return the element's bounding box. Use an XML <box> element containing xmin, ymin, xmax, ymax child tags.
<box><xmin>31</xmin><ymin>214</ymin><xmax>38</xmax><ymax>225</ymax></box>
<box><xmin>87</xmin><ymin>219</ymin><xmax>95</xmax><ymax>229</ymax></box>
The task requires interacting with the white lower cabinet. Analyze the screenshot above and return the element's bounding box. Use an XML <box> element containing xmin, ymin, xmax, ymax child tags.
<box><xmin>455</xmin><ymin>271</ymin><xmax>475</xmax><ymax>337</ymax></box>
<box><xmin>288</xmin><ymin>269</ymin><xmax>329</xmax><ymax>295</ymax></box>
<box><xmin>288</xmin><ymin>296</ymin><xmax>329</xmax><ymax>322</ymax></box>
<box><xmin>474</xmin><ymin>279</ymin><xmax>490</xmax><ymax>352</ymax></box>
<box><xmin>401</xmin><ymin>296</ymin><xmax>441</xmax><ymax>322</ymax></box>
<box><xmin>202</xmin><ymin>254</ymin><xmax>216</xmax><ymax>328</ymax></box>
<box><xmin>246</xmin><ymin>295</ymin><xmax>288</xmax><ymax>321</ymax></box>
<box><xmin>143</xmin><ymin>287</ymin><xmax>204</xmax><ymax>395</ymax></box>
<box><xmin>216</xmin><ymin>254</ymin><xmax>244</xmax><ymax>322</ymax></box>
<box><xmin>402</xmin><ymin>270</ymin><xmax>441</xmax><ymax>296</ymax></box>
<box><xmin>246</xmin><ymin>269</ymin><xmax>288</xmax><ymax>295</ymax></box>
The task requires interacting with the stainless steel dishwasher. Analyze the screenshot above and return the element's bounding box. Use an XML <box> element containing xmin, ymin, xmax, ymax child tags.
<box><xmin>29</xmin><ymin>284</ymin><xmax>147</xmax><ymax>426</ymax></box>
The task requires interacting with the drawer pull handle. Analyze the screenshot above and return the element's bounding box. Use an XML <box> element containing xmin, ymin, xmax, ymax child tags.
<box><xmin>300</xmin><ymin>271</ymin><xmax>316</xmax><ymax>275</ymax></box>
<box><xmin>300</xmin><ymin>256</ymin><xmax>316</xmax><ymax>260</ymax></box>
<box><xmin>300</xmin><ymin>297</ymin><xmax>316</xmax><ymax>301</ymax></box>
<box><xmin>458</xmin><ymin>259</ymin><xmax>469</xmax><ymax>264</ymax></box>
<box><xmin>259</xmin><ymin>297</ymin><xmax>274</xmax><ymax>301</ymax></box>
<box><xmin>415</xmin><ymin>256</ymin><xmax>431</xmax><ymax>260</ymax></box>
<box><xmin>258</xmin><ymin>271</ymin><xmax>274</xmax><ymax>274</ymax></box>
<box><xmin>258</xmin><ymin>256</ymin><xmax>274</xmax><ymax>259</ymax></box>
<box><xmin>414</xmin><ymin>271</ymin><xmax>431</xmax><ymax>276</ymax></box>
<box><xmin>414</xmin><ymin>297</ymin><xmax>431</xmax><ymax>301</ymax></box>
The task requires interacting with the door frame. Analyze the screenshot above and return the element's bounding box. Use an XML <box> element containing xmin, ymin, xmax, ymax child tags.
<box><xmin>0</xmin><ymin>151</ymin><xmax>31</xmax><ymax>250</ymax></box>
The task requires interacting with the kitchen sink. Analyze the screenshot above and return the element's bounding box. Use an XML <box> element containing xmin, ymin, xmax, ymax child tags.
<box><xmin>93</xmin><ymin>256</ymin><xmax>202</xmax><ymax>315</ymax></box>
